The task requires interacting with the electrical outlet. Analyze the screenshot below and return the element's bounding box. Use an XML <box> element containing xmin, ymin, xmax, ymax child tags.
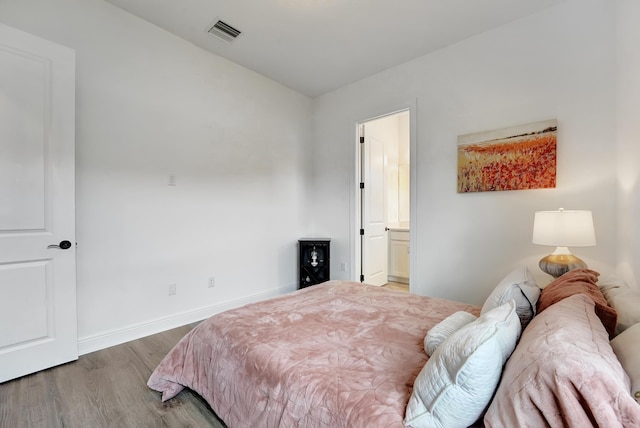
<box><xmin>168</xmin><ymin>283</ymin><xmax>176</xmax><ymax>295</ymax></box>
<box><xmin>208</xmin><ymin>277</ymin><xmax>215</xmax><ymax>288</ymax></box>
<box><xmin>341</xmin><ymin>262</ymin><xmax>347</xmax><ymax>272</ymax></box>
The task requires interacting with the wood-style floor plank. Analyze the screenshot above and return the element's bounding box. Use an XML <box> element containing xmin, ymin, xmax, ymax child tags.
<box><xmin>0</xmin><ymin>325</ymin><xmax>227</xmax><ymax>428</ymax></box>
<box><xmin>382</xmin><ymin>281</ymin><xmax>410</xmax><ymax>293</ymax></box>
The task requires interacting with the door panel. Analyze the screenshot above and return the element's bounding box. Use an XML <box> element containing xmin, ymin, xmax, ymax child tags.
<box><xmin>388</xmin><ymin>231</ymin><xmax>410</xmax><ymax>282</ymax></box>
<box><xmin>0</xmin><ymin>261</ymin><xmax>50</xmax><ymax>348</ymax></box>
<box><xmin>0</xmin><ymin>23</ymin><xmax>77</xmax><ymax>383</ymax></box>
<box><xmin>0</xmin><ymin>46</ymin><xmax>46</xmax><ymax>231</ymax></box>
<box><xmin>362</xmin><ymin>134</ymin><xmax>388</xmax><ymax>286</ymax></box>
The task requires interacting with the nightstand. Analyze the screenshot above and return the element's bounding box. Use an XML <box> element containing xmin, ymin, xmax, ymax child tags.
<box><xmin>298</xmin><ymin>238</ymin><xmax>330</xmax><ymax>289</ymax></box>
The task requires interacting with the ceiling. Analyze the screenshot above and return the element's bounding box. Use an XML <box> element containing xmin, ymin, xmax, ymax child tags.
<box><xmin>105</xmin><ymin>0</ymin><xmax>566</xmax><ymax>97</ymax></box>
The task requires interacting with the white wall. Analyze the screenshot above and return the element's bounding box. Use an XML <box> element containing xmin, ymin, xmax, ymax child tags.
<box><xmin>312</xmin><ymin>0</ymin><xmax>618</xmax><ymax>305</ymax></box>
<box><xmin>0</xmin><ymin>0</ymin><xmax>312</xmax><ymax>351</ymax></box>
<box><xmin>2</xmin><ymin>0</ymin><xmax>635</xmax><ymax>352</ymax></box>
<box><xmin>616</xmin><ymin>0</ymin><xmax>640</xmax><ymax>290</ymax></box>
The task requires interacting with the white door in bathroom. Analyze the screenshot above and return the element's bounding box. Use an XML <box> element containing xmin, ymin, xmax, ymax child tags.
<box><xmin>361</xmin><ymin>131</ymin><xmax>388</xmax><ymax>286</ymax></box>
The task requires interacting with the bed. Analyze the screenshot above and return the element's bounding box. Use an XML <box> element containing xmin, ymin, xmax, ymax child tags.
<box><xmin>148</xmin><ymin>269</ymin><xmax>640</xmax><ymax>428</ymax></box>
<box><xmin>147</xmin><ymin>280</ymin><xmax>479</xmax><ymax>427</ymax></box>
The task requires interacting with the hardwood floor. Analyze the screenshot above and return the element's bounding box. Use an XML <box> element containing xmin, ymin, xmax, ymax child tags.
<box><xmin>382</xmin><ymin>281</ymin><xmax>410</xmax><ymax>293</ymax></box>
<box><xmin>0</xmin><ymin>325</ymin><xmax>226</xmax><ymax>428</ymax></box>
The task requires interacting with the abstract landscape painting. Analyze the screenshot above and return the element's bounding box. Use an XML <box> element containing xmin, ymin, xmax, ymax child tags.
<box><xmin>457</xmin><ymin>119</ymin><xmax>557</xmax><ymax>193</ymax></box>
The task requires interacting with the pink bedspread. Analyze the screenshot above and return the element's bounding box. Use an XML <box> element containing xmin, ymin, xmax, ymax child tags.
<box><xmin>148</xmin><ymin>280</ymin><xmax>479</xmax><ymax>427</ymax></box>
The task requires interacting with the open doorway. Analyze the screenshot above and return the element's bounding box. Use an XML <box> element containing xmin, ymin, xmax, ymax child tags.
<box><xmin>357</xmin><ymin>110</ymin><xmax>410</xmax><ymax>290</ymax></box>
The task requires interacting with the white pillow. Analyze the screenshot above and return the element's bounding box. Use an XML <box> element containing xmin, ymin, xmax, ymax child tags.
<box><xmin>405</xmin><ymin>300</ymin><xmax>521</xmax><ymax>428</ymax></box>
<box><xmin>598</xmin><ymin>273</ymin><xmax>629</xmax><ymax>294</ymax></box>
<box><xmin>599</xmin><ymin>276</ymin><xmax>640</xmax><ymax>336</ymax></box>
<box><xmin>610</xmin><ymin>322</ymin><xmax>640</xmax><ymax>403</ymax></box>
<box><xmin>424</xmin><ymin>311</ymin><xmax>477</xmax><ymax>357</ymax></box>
<box><xmin>481</xmin><ymin>267</ymin><xmax>540</xmax><ymax>330</ymax></box>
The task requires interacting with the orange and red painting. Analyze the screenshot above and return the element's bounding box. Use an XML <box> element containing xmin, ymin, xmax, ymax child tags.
<box><xmin>457</xmin><ymin>119</ymin><xmax>557</xmax><ymax>193</ymax></box>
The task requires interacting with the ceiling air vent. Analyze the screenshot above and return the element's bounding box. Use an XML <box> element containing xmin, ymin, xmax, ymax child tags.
<box><xmin>207</xmin><ymin>19</ymin><xmax>242</xmax><ymax>43</ymax></box>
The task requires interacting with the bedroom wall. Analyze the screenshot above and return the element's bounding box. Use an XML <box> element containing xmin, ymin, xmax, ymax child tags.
<box><xmin>616</xmin><ymin>0</ymin><xmax>640</xmax><ymax>290</ymax></box>
<box><xmin>0</xmin><ymin>0</ymin><xmax>312</xmax><ymax>352</ymax></box>
<box><xmin>311</xmin><ymin>0</ymin><xmax>618</xmax><ymax>305</ymax></box>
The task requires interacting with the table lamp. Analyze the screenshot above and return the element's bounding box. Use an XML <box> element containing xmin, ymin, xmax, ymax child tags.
<box><xmin>532</xmin><ymin>208</ymin><xmax>596</xmax><ymax>278</ymax></box>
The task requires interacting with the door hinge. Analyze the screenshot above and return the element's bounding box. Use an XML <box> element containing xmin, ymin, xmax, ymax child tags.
<box><xmin>360</xmin><ymin>228</ymin><xmax>364</xmax><ymax>235</ymax></box>
<box><xmin>360</xmin><ymin>182</ymin><xmax>364</xmax><ymax>189</ymax></box>
<box><xmin>360</xmin><ymin>136</ymin><xmax>364</xmax><ymax>144</ymax></box>
<box><xmin>360</xmin><ymin>274</ymin><xmax>365</xmax><ymax>282</ymax></box>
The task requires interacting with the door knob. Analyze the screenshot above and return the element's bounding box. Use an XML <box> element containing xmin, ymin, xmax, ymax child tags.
<box><xmin>47</xmin><ymin>240</ymin><xmax>72</xmax><ymax>250</ymax></box>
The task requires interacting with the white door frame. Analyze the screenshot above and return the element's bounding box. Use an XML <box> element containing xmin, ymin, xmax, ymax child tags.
<box><xmin>352</xmin><ymin>101</ymin><xmax>417</xmax><ymax>291</ymax></box>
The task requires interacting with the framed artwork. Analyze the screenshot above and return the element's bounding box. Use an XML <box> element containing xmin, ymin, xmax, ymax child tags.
<box><xmin>457</xmin><ymin>119</ymin><xmax>557</xmax><ymax>193</ymax></box>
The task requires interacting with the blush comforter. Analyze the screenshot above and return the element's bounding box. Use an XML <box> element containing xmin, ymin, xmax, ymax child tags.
<box><xmin>147</xmin><ymin>280</ymin><xmax>479</xmax><ymax>427</ymax></box>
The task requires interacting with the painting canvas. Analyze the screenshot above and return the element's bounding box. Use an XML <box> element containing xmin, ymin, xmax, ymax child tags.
<box><xmin>457</xmin><ymin>119</ymin><xmax>557</xmax><ymax>193</ymax></box>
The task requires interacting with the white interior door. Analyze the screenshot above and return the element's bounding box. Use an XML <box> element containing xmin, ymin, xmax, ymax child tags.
<box><xmin>362</xmin><ymin>132</ymin><xmax>388</xmax><ymax>286</ymax></box>
<box><xmin>0</xmin><ymin>24</ymin><xmax>77</xmax><ymax>383</ymax></box>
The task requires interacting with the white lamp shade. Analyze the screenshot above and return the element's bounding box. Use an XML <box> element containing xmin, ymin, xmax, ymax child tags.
<box><xmin>532</xmin><ymin>209</ymin><xmax>596</xmax><ymax>247</ymax></box>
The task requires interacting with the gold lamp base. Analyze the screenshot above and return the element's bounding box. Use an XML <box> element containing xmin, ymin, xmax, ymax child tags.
<box><xmin>538</xmin><ymin>253</ymin><xmax>587</xmax><ymax>278</ymax></box>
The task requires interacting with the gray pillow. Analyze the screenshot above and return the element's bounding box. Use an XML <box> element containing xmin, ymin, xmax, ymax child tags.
<box><xmin>481</xmin><ymin>267</ymin><xmax>540</xmax><ymax>330</ymax></box>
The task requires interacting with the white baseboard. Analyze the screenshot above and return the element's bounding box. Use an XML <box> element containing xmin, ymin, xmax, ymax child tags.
<box><xmin>78</xmin><ymin>283</ymin><xmax>297</xmax><ymax>356</ymax></box>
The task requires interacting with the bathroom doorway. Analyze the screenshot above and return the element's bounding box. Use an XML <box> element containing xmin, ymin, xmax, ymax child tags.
<box><xmin>357</xmin><ymin>110</ymin><xmax>410</xmax><ymax>289</ymax></box>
